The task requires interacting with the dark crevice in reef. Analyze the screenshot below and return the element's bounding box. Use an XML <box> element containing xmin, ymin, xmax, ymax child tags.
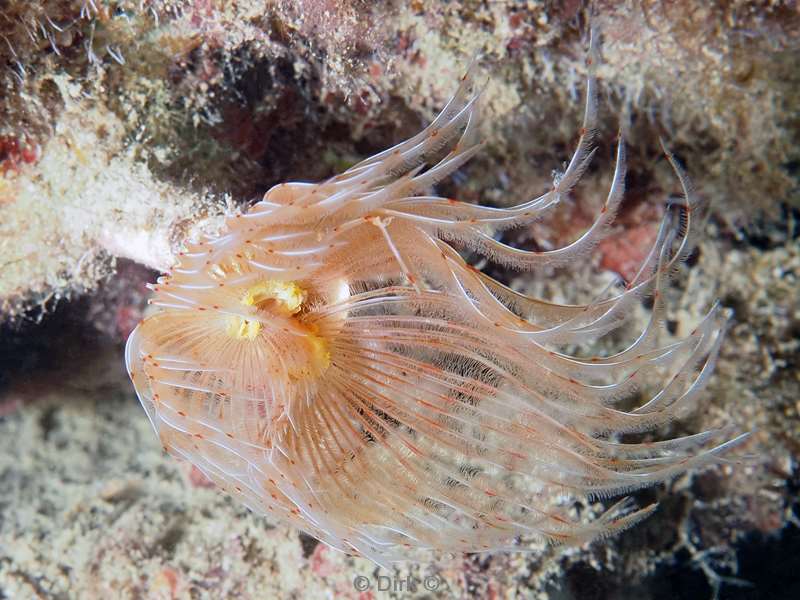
<box><xmin>148</xmin><ymin>41</ymin><xmax>358</xmax><ymax>202</ymax></box>
<box><xmin>732</xmin><ymin>204</ymin><xmax>800</xmax><ymax>251</ymax></box>
<box><xmin>647</xmin><ymin>523</ymin><xmax>800</xmax><ymax>600</ymax></box>
<box><xmin>732</xmin><ymin>525</ymin><xmax>800</xmax><ymax>600</ymax></box>
<box><xmin>0</xmin><ymin>298</ymin><xmax>96</xmax><ymax>399</ymax></box>
<box><xmin>543</xmin><ymin>472</ymin><xmax>800</xmax><ymax>600</ymax></box>
<box><xmin>546</xmin><ymin>522</ymin><xmax>800</xmax><ymax>600</ymax></box>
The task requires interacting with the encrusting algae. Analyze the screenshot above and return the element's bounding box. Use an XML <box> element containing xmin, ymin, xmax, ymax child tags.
<box><xmin>125</xmin><ymin>33</ymin><xmax>748</xmax><ymax>566</ymax></box>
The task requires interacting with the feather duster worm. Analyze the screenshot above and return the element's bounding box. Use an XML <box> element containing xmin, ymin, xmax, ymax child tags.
<box><xmin>125</xmin><ymin>41</ymin><xmax>746</xmax><ymax>564</ymax></box>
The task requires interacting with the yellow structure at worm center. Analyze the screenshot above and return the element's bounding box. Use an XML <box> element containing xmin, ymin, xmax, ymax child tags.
<box><xmin>226</xmin><ymin>280</ymin><xmax>330</xmax><ymax>378</ymax></box>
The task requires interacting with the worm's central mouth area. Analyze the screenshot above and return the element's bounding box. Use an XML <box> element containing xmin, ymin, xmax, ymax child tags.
<box><xmin>225</xmin><ymin>280</ymin><xmax>331</xmax><ymax>381</ymax></box>
<box><xmin>226</xmin><ymin>280</ymin><xmax>307</xmax><ymax>340</ymax></box>
<box><xmin>242</xmin><ymin>280</ymin><xmax>307</xmax><ymax>314</ymax></box>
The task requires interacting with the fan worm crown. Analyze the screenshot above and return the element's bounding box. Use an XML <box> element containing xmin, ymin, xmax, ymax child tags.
<box><xmin>126</xmin><ymin>38</ymin><xmax>745</xmax><ymax>564</ymax></box>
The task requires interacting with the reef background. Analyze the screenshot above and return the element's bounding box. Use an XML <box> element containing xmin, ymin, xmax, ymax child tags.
<box><xmin>1</xmin><ymin>1</ymin><xmax>798</xmax><ymax>598</ymax></box>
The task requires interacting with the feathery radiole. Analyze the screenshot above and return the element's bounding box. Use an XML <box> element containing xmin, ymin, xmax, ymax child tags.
<box><xmin>126</xmin><ymin>34</ymin><xmax>746</xmax><ymax>565</ymax></box>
